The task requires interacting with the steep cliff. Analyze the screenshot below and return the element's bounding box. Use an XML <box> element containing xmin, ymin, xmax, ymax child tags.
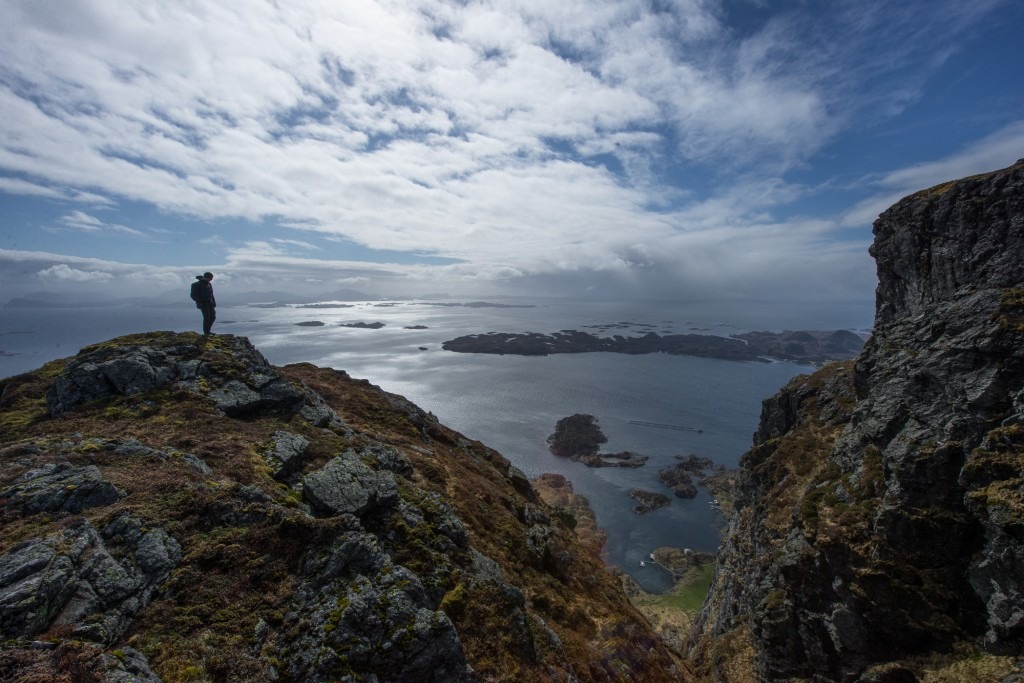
<box><xmin>691</xmin><ymin>160</ymin><xmax>1024</xmax><ymax>681</ymax></box>
<box><xmin>0</xmin><ymin>332</ymin><xmax>684</xmax><ymax>682</ymax></box>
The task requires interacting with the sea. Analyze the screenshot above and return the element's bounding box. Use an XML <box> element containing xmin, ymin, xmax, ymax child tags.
<box><xmin>0</xmin><ymin>297</ymin><xmax>873</xmax><ymax>592</ymax></box>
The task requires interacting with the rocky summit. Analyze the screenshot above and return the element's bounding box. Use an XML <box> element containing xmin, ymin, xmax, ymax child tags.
<box><xmin>0</xmin><ymin>333</ymin><xmax>683</xmax><ymax>682</ymax></box>
<box><xmin>2</xmin><ymin>161</ymin><xmax>1024</xmax><ymax>683</ymax></box>
<box><xmin>690</xmin><ymin>160</ymin><xmax>1024</xmax><ymax>681</ymax></box>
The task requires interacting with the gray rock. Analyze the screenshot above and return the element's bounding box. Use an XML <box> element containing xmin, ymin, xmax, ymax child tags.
<box><xmin>208</xmin><ymin>379</ymin><xmax>263</xmax><ymax>416</ymax></box>
<box><xmin>44</xmin><ymin>333</ymin><xmax>347</xmax><ymax>430</ymax></box>
<box><xmin>0</xmin><ymin>516</ymin><xmax>180</xmax><ymax>644</ymax></box>
<box><xmin>102</xmin><ymin>646</ymin><xmax>164</xmax><ymax>682</ymax></box>
<box><xmin>0</xmin><ymin>462</ymin><xmax>124</xmax><ymax>515</ymax></box>
<box><xmin>282</xmin><ymin>532</ymin><xmax>473</xmax><ymax>683</ymax></box>
<box><xmin>0</xmin><ymin>538</ymin><xmax>77</xmax><ymax>637</ymax></box>
<box><xmin>364</xmin><ymin>444</ymin><xmax>414</xmax><ymax>478</ymax></box>
<box><xmin>302</xmin><ymin>451</ymin><xmax>399</xmax><ymax>518</ymax></box>
<box><xmin>263</xmin><ymin>430</ymin><xmax>310</xmax><ymax>480</ymax></box>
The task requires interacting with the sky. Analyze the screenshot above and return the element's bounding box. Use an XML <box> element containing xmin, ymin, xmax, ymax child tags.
<box><xmin>1</xmin><ymin>0</ymin><xmax>1022</xmax><ymax>304</ymax></box>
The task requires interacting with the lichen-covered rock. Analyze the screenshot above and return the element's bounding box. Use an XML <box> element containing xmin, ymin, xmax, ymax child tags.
<box><xmin>0</xmin><ymin>515</ymin><xmax>180</xmax><ymax>644</ymax></box>
<box><xmin>0</xmin><ymin>462</ymin><xmax>124</xmax><ymax>514</ymax></box>
<box><xmin>303</xmin><ymin>450</ymin><xmax>399</xmax><ymax>517</ymax></box>
<box><xmin>263</xmin><ymin>430</ymin><xmax>309</xmax><ymax>481</ymax></box>
<box><xmin>44</xmin><ymin>333</ymin><xmax>346</xmax><ymax>430</ymax></box>
<box><xmin>281</xmin><ymin>529</ymin><xmax>473</xmax><ymax>682</ymax></box>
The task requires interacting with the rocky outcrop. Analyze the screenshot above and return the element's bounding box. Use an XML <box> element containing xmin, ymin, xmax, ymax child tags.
<box><xmin>45</xmin><ymin>333</ymin><xmax>343</xmax><ymax>429</ymax></box>
<box><xmin>1</xmin><ymin>462</ymin><xmax>124</xmax><ymax>515</ymax></box>
<box><xmin>0</xmin><ymin>513</ymin><xmax>180</xmax><ymax>645</ymax></box>
<box><xmin>691</xmin><ymin>160</ymin><xmax>1024</xmax><ymax>681</ymax></box>
<box><xmin>302</xmin><ymin>449</ymin><xmax>400</xmax><ymax>517</ymax></box>
<box><xmin>659</xmin><ymin>455</ymin><xmax>715</xmax><ymax>499</ymax></box>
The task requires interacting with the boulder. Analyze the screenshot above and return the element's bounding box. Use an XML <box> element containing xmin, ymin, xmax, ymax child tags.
<box><xmin>263</xmin><ymin>430</ymin><xmax>310</xmax><ymax>481</ymax></box>
<box><xmin>302</xmin><ymin>451</ymin><xmax>399</xmax><ymax>517</ymax></box>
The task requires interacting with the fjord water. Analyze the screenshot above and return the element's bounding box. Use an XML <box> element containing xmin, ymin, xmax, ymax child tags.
<box><xmin>0</xmin><ymin>298</ymin><xmax>872</xmax><ymax>591</ymax></box>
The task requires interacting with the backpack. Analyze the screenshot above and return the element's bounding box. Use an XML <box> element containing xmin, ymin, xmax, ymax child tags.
<box><xmin>190</xmin><ymin>279</ymin><xmax>204</xmax><ymax>303</ymax></box>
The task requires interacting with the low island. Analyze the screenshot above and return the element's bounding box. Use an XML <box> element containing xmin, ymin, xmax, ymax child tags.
<box><xmin>546</xmin><ymin>414</ymin><xmax>648</xmax><ymax>468</ymax></box>
<box><xmin>443</xmin><ymin>328</ymin><xmax>864</xmax><ymax>363</ymax></box>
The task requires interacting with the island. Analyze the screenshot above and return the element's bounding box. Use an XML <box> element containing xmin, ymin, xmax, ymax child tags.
<box><xmin>340</xmin><ymin>322</ymin><xmax>386</xmax><ymax>329</ymax></box>
<box><xmin>546</xmin><ymin>414</ymin><xmax>648</xmax><ymax>468</ymax></box>
<box><xmin>628</xmin><ymin>489</ymin><xmax>671</xmax><ymax>514</ymax></box>
<box><xmin>442</xmin><ymin>328</ymin><xmax>865</xmax><ymax>363</ymax></box>
<box><xmin>658</xmin><ymin>454</ymin><xmax>714</xmax><ymax>498</ymax></box>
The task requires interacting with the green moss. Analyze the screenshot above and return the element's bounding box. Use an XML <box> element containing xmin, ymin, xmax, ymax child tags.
<box><xmin>760</xmin><ymin>589</ymin><xmax>788</xmax><ymax>612</ymax></box>
<box><xmin>440</xmin><ymin>582</ymin><xmax>468</xmax><ymax>619</ymax></box>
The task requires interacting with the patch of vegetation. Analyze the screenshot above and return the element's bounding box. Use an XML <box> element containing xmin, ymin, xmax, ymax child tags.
<box><xmin>995</xmin><ymin>287</ymin><xmax>1024</xmax><ymax>332</ymax></box>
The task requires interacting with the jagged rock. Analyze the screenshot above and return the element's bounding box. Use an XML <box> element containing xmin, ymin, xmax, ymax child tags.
<box><xmin>47</xmin><ymin>345</ymin><xmax>183</xmax><ymax>416</ymax></box>
<box><xmin>102</xmin><ymin>646</ymin><xmax>163</xmax><ymax>682</ymax></box>
<box><xmin>263</xmin><ymin>430</ymin><xmax>309</xmax><ymax>480</ymax></box>
<box><xmin>0</xmin><ymin>515</ymin><xmax>180</xmax><ymax>644</ymax></box>
<box><xmin>0</xmin><ymin>462</ymin><xmax>124</xmax><ymax>514</ymax></box>
<box><xmin>506</xmin><ymin>463</ymin><xmax>534</xmax><ymax>496</ymax></box>
<box><xmin>281</xmin><ymin>529</ymin><xmax>473</xmax><ymax>682</ymax></box>
<box><xmin>302</xmin><ymin>450</ymin><xmax>399</xmax><ymax>517</ymax></box>
<box><xmin>363</xmin><ymin>443</ymin><xmax>414</xmax><ymax>478</ymax></box>
<box><xmin>45</xmin><ymin>333</ymin><xmax>345</xmax><ymax>430</ymax></box>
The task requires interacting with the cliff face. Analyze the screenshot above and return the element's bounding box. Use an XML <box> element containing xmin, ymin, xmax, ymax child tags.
<box><xmin>0</xmin><ymin>333</ymin><xmax>683</xmax><ymax>682</ymax></box>
<box><xmin>691</xmin><ymin>160</ymin><xmax>1024</xmax><ymax>681</ymax></box>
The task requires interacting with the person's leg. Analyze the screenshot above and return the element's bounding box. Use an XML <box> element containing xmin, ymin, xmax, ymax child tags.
<box><xmin>202</xmin><ymin>305</ymin><xmax>216</xmax><ymax>334</ymax></box>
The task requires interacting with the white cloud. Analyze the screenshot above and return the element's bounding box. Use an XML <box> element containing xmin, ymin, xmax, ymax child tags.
<box><xmin>38</xmin><ymin>264</ymin><xmax>114</xmax><ymax>282</ymax></box>
<box><xmin>55</xmin><ymin>210</ymin><xmax>145</xmax><ymax>236</ymax></box>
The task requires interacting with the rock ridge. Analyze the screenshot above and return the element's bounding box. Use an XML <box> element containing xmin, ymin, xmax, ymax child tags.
<box><xmin>690</xmin><ymin>159</ymin><xmax>1024</xmax><ymax>681</ymax></box>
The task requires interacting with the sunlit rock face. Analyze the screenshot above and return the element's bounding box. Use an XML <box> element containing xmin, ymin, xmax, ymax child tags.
<box><xmin>691</xmin><ymin>160</ymin><xmax>1024</xmax><ymax>682</ymax></box>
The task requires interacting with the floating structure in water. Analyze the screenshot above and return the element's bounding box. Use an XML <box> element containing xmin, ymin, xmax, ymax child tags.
<box><xmin>628</xmin><ymin>420</ymin><xmax>703</xmax><ymax>433</ymax></box>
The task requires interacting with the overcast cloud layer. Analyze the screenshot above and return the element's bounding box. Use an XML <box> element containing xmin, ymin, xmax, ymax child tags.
<box><xmin>1</xmin><ymin>0</ymin><xmax>1022</xmax><ymax>303</ymax></box>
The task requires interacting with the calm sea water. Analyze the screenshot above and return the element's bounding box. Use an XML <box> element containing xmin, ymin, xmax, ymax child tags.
<box><xmin>0</xmin><ymin>298</ymin><xmax>873</xmax><ymax>591</ymax></box>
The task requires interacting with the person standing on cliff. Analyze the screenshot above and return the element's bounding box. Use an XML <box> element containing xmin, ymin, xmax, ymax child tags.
<box><xmin>190</xmin><ymin>272</ymin><xmax>217</xmax><ymax>335</ymax></box>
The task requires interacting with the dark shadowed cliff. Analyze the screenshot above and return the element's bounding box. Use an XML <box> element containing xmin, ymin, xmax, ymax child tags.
<box><xmin>0</xmin><ymin>333</ymin><xmax>684</xmax><ymax>682</ymax></box>
<box><xmin>690</xmin><ymin>160</ymin><xmax>1024</xmax><ymax>681</ymax></box>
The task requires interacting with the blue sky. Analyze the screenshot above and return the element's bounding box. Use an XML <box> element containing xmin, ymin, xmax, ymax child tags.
<box><xmin>1</xmin><ymin>0</ymin><xmax>1022</xmax><ymax>303</ymax></box>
